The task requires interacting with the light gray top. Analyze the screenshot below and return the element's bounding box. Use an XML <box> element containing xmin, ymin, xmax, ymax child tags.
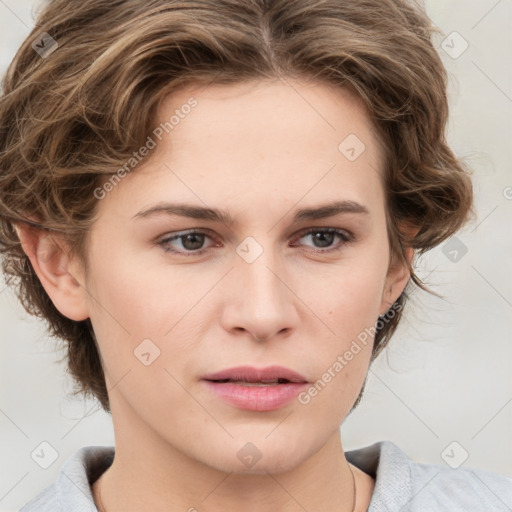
<box><xmin>19</xmin><ymin>440</ymin><xmax>512</xmax><ymax>511</ymax></box>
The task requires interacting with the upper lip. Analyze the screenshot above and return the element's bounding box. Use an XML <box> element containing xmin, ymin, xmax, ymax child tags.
<box><xmin>202</xmin><ymin>365</ymin><xmax>308</xmax><ymax>383</ymax></box>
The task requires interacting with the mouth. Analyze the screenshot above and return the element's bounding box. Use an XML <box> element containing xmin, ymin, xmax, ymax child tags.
<box><xmin>205</xmin><ymin>378</ymin><xmax>294</xmax><ymax>386</ymax></box>
<box><xmin>201</xmin><ymin>365</ymin><xmax>309</xmax><ymax>411</ymax></box>
<box><xmin>201</xmin><ymin>365</ymin><xmax>308</xmax><ymax>384</ymax></box>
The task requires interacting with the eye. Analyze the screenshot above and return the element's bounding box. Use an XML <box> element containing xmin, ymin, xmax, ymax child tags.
<box><xmin>291</xmin><ymin>228</ymin><xmax>353</xmax><ymax>253</ymax></box>
<box><xmin>158</xmin><ymin>227</ymin><xmax>353</xmax><ymax>257</ymax></box>
<box><xmin>158</xmin><ymin>230</ymin><xmax>217</xmax><ymax>256</ymax></box>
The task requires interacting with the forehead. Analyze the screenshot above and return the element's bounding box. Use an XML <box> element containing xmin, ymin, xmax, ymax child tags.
<box><xmin>98</xmin><ymin>79</ymin><xmax>387</xmax><ymax>222</ymax></box>
<box><xmin>156</xmin><ymin>78</ymin><xmax>382</xmax><ymax>165</ymax></box>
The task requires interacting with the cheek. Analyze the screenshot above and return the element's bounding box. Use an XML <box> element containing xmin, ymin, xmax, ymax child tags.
<box><xmin>86</xmin><ymin>250</ymin><xmax>180</xmax><ymax>333</ymax></box>
<box><xmin>85</xmin><ymin>253</ymin><xmax>213</xmax><ymax>380</ymax></box>
<box><xmin>302</xmin><ymin>257</ymin><xmax>386</xmax><ymax>394</ymax></box>
<box><xmin>313</xmin><ymin>258</ymin><xmax>387</xmax><ymax>337</ymax></box>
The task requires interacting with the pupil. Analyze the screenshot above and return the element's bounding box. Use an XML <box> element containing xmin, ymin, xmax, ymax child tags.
<box><xmin>313</xmin><ymin>232</ymin><xmax>333</xmax><ymax>248</ymax></box>
<box><xmin>182</xmin><ymin>233</ymin><xmax>204</xmax><ymax>250</ymax></box>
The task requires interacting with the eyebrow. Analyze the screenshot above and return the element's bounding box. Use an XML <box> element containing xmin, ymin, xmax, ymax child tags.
<box><xmin>132</xmin><ymin>200</ymin><xmax>370</xmax><ymax>225</ymax></box>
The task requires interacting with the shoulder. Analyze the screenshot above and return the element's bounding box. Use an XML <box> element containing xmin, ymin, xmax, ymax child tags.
<box><xmin>18</xmin><ymin>485</ymin><xmax>61</xmax><ymax>512</ymax></box>
<box><xmin>411</xmin><ymin>454</ymin><xmax>512</xmax><ymax>512</ymax></box>
<box><xmin>19</xmin><ymin>445</ymin><xmax>115</xmax><ymax>512</ymax></box>
<box><xmin>409</xmin><ymin>455</ymin><xmax>512</xmax><ymax>511</ymax></box>
<box><xmin>347</xmin><ymin>440</ymin><xmax>512</xmax><ymax>511</ymax></box>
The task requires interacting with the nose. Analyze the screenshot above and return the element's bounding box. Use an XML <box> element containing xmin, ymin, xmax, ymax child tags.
<box><xmin>220</xmin><ymin>247</ymin><xmax>299</xmax><ymax>342</ymax></box>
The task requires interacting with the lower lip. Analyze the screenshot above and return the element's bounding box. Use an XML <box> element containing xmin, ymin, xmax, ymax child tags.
<box><xmin>202</xmin><ymin>380</ymin><xmax>309</xmax><ymax>411</ymax></box>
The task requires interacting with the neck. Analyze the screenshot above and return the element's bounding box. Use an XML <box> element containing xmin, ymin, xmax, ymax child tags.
<box><xmin>94</xmin><ymin>427</ymin><xmax>359</xmax><ymax>512</ymax></box>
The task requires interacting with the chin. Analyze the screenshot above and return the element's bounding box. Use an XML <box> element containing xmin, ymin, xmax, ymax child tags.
<box><xmin>211</xmin><ymin>453</ymin><xmax>305</xmax><ymax>476</ymax></box>
<box><xmin>196</xmin><ymin>434</ymin><xmax>313</xmax><ymax>476</ymax></box>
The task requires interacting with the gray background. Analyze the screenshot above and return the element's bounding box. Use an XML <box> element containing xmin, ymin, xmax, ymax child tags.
<box><xmin>1</xmin><ymin>1</ymin><xmax>511</xmax><ymax>510</ymax></box>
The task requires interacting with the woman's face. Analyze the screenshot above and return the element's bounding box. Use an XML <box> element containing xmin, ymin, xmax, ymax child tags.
<box><xmin>76</xmin><ymin>79</ymin><xmax>410</xmax><ymax>473</ymax></box>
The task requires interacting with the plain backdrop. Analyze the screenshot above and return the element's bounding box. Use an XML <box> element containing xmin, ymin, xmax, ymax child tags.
<box><xmin>1</xmin><ymin>1</ymin><xmax>511</xmax><ymax>510</ymax></box>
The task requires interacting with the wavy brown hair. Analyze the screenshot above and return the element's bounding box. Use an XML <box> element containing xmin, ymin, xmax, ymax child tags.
<box><xmin>0</xmin><ymin>0</ymin><xmax>475</xmax><ymax>413</ymax></box>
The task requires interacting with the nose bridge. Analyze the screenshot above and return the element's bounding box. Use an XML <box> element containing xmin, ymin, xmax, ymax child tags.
<box><xmin>245</xmin><ymin>251</ymin><xmax>284</xmax><ymax>304</ymax></box>
<box><xmin>224</xmin><ymin>238</ymin><xmax>298</xmax><ymax>340</ymax></box>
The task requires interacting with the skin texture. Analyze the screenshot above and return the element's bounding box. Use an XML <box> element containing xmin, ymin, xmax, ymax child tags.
<box><xmin>17</xmin><ymin>78</ymin><xmax>413</xmax><ymax>511</ymax></box>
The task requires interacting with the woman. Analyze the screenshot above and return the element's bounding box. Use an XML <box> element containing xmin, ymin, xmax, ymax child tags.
<box><xmin>1</xmin><ymin>0</ymin><xmax>510</xmax><ymax>510</ymax></box>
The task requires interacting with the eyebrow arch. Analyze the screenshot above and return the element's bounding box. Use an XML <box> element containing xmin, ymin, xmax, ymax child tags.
<box><xmin>132</xmin><ymin>200</ymin><xmax>370</xmax><ymax>225</ymax></box>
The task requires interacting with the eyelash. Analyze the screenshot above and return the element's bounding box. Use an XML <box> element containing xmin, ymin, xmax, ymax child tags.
<box><xmin>158</xmin><ymin>227</ymin><xmax>354</xmax><ymax>257</ymax></box>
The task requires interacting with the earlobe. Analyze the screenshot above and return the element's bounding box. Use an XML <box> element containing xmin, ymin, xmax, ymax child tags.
<box><xmin>15</xmin><ymin>222</ymin><xmax>90</xmax><ymax>321</ymax></box>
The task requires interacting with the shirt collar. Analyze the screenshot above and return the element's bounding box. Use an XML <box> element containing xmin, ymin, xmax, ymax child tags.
<box><xmin>346</xmin><ymin>440</ymin><xmax>413</xmax><ymax>511</ymax></box>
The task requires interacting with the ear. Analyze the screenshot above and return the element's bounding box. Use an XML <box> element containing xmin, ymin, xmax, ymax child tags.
<box><xmin>14</xmin><ymin>222</ymin><xmax>90</xmax><ymax>321</ymax></box>
<box><xmin>379</xmin><ymin>222</ymin><xmax>418</xmax><ymax>317</ymax></box>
